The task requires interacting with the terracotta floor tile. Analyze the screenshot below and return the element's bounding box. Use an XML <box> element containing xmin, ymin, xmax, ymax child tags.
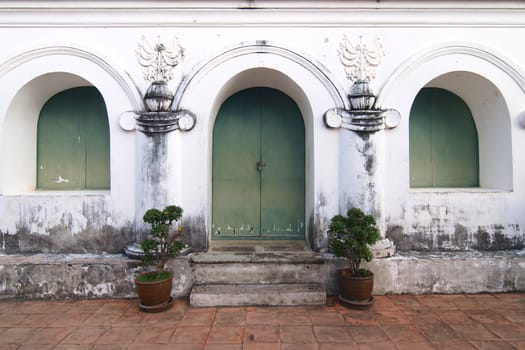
<box><xmin>403</xmin><ymin>310</ymin><xmax>442</xmax><ymax>325</ymax></box>
<box><xmin>374</xmin><ymin>310</ymin><xmax>411</xmax><ymax>325</ymax></box>
<box><xmin>456</xmin><ymin>299</ymin><xmax>490</xmax><ymax>311</ymax></box>
<box><xmin>432</xmin><ymin>340</ymin><xmax>477</xmax><ymax>349</ymax></box>
<box><xmin>246</xmin><ymin>311</ymin><xmax>280</xmax><ymax>325</ymax></box>
<box><xmin>94</xmin><ymin>326</ymin><xmax>140</xmax><ymax>344</ymax></box>
<box><xmin>112</xmin><ymin>311</ymin><xmax>148</xmax><ymax>326</ymax></box>
<box><xmin>415</xmin><ymin>295</ymin><xmax>459</xmax><ymax>310</ymax></box>
<box><xmin>416</xmin><ymin>323</ymin><xmax>463</xmax><ymax>343</ymax></box>
<box><xmin>0</xmin><ymin>327</ymin><xmax>39</xmax><ymax>344</ymax></box>
<box><xmin>134</xmin><ymin>327</ymin><xmax>175</xmax><ymax>344</ymax></box>
<box><xmin>65</xmin><ymin>300</ymin><xmax>105</xmax><ymax>314</ymax></box>
<box><xmin>146</xmin><ymin>309</ymin><xmax>185</xmax><ymax>326</ymax></box>
<box><xmin>213</xmin><ymin>310</ymin><xmax>246</xmax><ymax>326</ymax></box>
<box><xmin>206</xmin><ymin>326</ymin><xmax>243</xmax><ymax>343</ymax></box>
<box><xmin>0</xmin><ymin>313</ymin><xmax>28</xmax><ymax>326</ymax></box>
<box><xmin>393</xmin><ymin>341</ymin><xmax>435</xmax><ymax>350</ymax></box>
<box><xmin>53</xmin><ymin>345</ymin><xmax>92</xmax><ymax>350</ymax></box>
<box><xmin>216</xmin><ymin>307</ymin><xmax>246</xmax><ymax>313</ymax></box>
<box><xmin>95</xmin><ymin>300</ymin><xmax>134</xmax><ymax>314</ymax></box>
<box><xmin>309</xmin><ymin>311</ymin><xmax>345</xmax><ymax>325</ymax></box>
<box><xmin>492</xmin><ymin>294</ymin><xmax>525</xmax><ymax>310</ymax></box>
<box><xmin>0</xmin><ymin>294</ymin><xmax>523</xmax><ymax>349</ymax></box>
<box><xmin>203</xmin><ymin>344</ymin><xmax>242</xmax><ymax>350</ymax></box>
<box><xmin>449</xmin><ymin>323</ymin><xmax>499</xmax><ymax>341</ymax></box>
<box><xmin>60</xmin><ymin>326</ymin><xmax>109</xmax><ymax>345</ymax></box>
<box><xmin>280</xmin><ymin>343</ymin><xmax>319</xmax><ymax>350</ymax></box>
<box><xmin>343</xmin><ymin>311</ymin><xmax>380</xmax><ymax>326</ymax></box>
<box><xmin>313</xmin><ymin>325</ymin><xmax>352</xmax><ymax>343</ymax></box>
<box><xmin>484</xmin><ymin>323</ymin><xmax>525</xmax><ymax>340</ymax></box>
<box><xmin>165</xmin><ymin>344</ymin><xmax>203</xmax><ymax>350</ymax></box>
<box><xmin>83</xmin><ymin>312</ymin><xmax>123</xmax><ymax>326</ymax></box>
<box><xmin>182</xmin><ymin>310</ymin><xmax>216</xmax><ymax>326</ymax></box>
<box><xmin>170</xmin><ymin>326</ymin><xmax>211</xmax><ymax>344</ymax></box>
<box><xmin>23</xmin><ymin>327</ymin><xmax>73</xmax><ymax>345</ymax></box>
<box><xmin>243</xmin><ymin>326</ymin><xmax>280</xmax><ymax>343</ymax></box>
<box><xmin>437</xmin><ymin>310</ymin><xmax>475</xmax><ymax>324</ymax></box>
<box><xmin>279</xmin><ymin>326</ymin><xmax>316</xmax><ymax>343</ymax></box>
<box><xmin>22</xmin><ymin>301</ymin><xmax>74</xmax><ymax>315</ymax></box>
<box><xmin>348</xmin><ymin>325</ymin><xmax>388</xmax><ymax>343</ymax></box>
<box><xmin>127</xmin><ymin>345</ymin><xmax>168</xmax><ymax>350</ymax></box>
<box><xmin>18</xmin><ymin>313</ymin><xmax>61</xmax><ymax>327</ymax></box>
<box><xmin>470</xmin><ymin>340</ymin><xmax>519</xmax><ymax>350</ymax></box>
<box><xmin>502</xmin><ymin>309</ymin><xmax>525</xmax><ymax>323</ymax></box>
<box><xmin>0</xmin><ymin>302</ymin><xmax>19</xmax><ymax>314</ymax></box>
<box><xmin>356</xmin><ymin>341</ymin><xmax>397</xmax><ymax>350</ymax></box>
<box><xmin>318</xmin><ymin>343</ymin><xmax>357</xmax><ymax>350</ymax></box>
<box><xmin>465</xmin><ymin>310</ymin><xmax>511</xmax><ymax>324</ymax></box>
<box><xmin>278</xmin><ymin>312</ymin><xmax>311</xmax><ymax>325</ymax></box>
<box><xmin>15</xmin><ymin>344</ymin><xmax>55</xmax><ymax>350</ymax></box>
<box><xmin>387</xmin><ymin>295</ymin><xmax>424</xmax><ymax>311</ymax></box>
<box><xmin>510</xmin><ymin>340</ymin><xmax>525</xmax><ymax>350</ymax></box>
<box><xmin>382</xmin><ymin>325</ymin><xmax>427</xmax><ymax>343</ymax></box>
<box><xmin>371</xmin><ymin>295</ymin><xmax>401</xmax><ymax>311</ymax></box>
<box><xmin>242</xmin><ymin>343</ymin><xmax>281</xmax><ymax>350</ymax></box>
<box><xmin>48</xmin><ymin>312</ymin><xmax>93</xmax><ymax>327</ymax></box>
<box><xmin>277</xmin><ymin>306</ymin><xmax>314</xmax><ymax>314</ymax></box>
<box><xmin>91</xmin><ymin>344</ymin><xmax>127</xmax><ymax>350</ymax></box>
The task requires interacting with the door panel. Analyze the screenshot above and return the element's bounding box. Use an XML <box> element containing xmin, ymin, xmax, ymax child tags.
<box><xmin>260</xmin><ymin>89</ymin><xmax>305</xmax><ymax>236</ymax></box>
<box><xmin>213</xmin><ymin>90</ymin><xmax>261</xmax><ymax>237</ymax></box>
<box><xmin>212</xmin><ymin>87</ymin><xmax>305</xmax><ymax>240</ymax></box>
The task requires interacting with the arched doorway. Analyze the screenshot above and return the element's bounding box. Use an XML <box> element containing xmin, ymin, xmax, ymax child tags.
<box><xmin>212</xmin><ymin>87</ymin><xmax>305</xmax><ymax>240</ymax></box>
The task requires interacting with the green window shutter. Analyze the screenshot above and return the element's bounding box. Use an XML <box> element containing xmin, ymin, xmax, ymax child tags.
<box><xmin>409</xmin><ymin>88</ymin><xmax>479</xmax><ymax>188</ymax></box>
<box><xmin>37</xmin><ymin>87</ymin><xmax>110</xmax><ymax>190</ymax></box>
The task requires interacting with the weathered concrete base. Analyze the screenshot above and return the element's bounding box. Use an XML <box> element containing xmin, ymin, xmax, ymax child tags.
<box><xmin>0</xmin><ymin>254</ymin><xmax>192</xmax><ymax>300</ymax></box>
<box><xmin>366</xmin><ymin>250</ymin><xmax>525</xmax><ymax>294</ymax></box>
<box><xmin>190</xmin><ymin>284</ymin><xmax>326</xmax><ymax>307</ymax></box>
<box><xmin>0</xmin><ymin>249</ymin><xmax>523</xmax><ymax>300</ymax></box>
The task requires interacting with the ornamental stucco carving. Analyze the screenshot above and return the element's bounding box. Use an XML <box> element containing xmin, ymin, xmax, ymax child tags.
<box><xmin>131</xmin><ymin>35</ymin><xmax>196</xmax><ymax>134</ymax></box>
<box><xmin>339</xmin><ymin>35</ymin><xmax>384</xmax><ymax>82</ymax></box>
<box><xmin>136</xmin><ymin>35</ymin><xmax>184</xmax><ymax>83</ymax></box>
<box><xmin>324</xmin><ymin>35</ymin><xmax>399</xmax><ymax>132</ymax></box>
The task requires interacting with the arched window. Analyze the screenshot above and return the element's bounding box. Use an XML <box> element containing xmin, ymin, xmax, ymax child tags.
<box><xmin>410</xmin><ymin>87</ymin><xmax>479</xmax><ymax>188</ymax></box>
<box><xmin>37</xmin><ymin>87</ymin><xmax>110</xmax><ymax>190</ymax></box>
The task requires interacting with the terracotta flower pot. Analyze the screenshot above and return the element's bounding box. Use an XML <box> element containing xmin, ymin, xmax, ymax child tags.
<box><xmin>338</xmin><ymin>268</ymin><xmax>374</xmax><ymax>309</ymax></box>
<box><xmin>135</xmin><ymin>271</ymin><xmax>173</xmax><ymax>310</ymax></box>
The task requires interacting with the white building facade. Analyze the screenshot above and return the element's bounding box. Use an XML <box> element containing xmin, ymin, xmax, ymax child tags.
<box><xmin>0</xmin><ymin>1</ymin><xmax>524</xmax><ymax>298</ymax></box>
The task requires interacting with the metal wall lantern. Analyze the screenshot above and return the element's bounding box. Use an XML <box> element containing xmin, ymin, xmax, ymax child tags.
<box><xmin>324</xmin><ymin>35</ymin><xmax>400</xmax><ymax>133</ymax></box>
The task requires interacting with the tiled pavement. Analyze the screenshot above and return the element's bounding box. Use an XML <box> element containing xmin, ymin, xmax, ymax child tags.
<box><xmin>0</xmin><ymin>293</ymin><xmax>524</xmax><ymax>349</ymax></box>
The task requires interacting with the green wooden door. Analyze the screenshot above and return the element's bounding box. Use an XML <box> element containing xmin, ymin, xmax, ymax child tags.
<box><xmin>410</xmin><ymin>87</ymin><xmax>479</xmax><ymax>187</ymax></box>
<box><xmin>37</xmin><ymin>87</ymin><xmax>110</xmax><ymax>190</ymax></box>
<box><xmin>212</xmin><ymin>88</ymin><xmax>305</xmax><ymax>240</ymax></box>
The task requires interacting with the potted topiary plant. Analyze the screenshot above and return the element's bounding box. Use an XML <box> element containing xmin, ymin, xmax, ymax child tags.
<box><xmin>135</xmin><ymin>205</ymin><xmax>186</xmax><ymax>312</ymax></box>
<box><xmin>328</xmin><ymin>207</ymin><xmax>381</xmax><ymax>309</ymax></box>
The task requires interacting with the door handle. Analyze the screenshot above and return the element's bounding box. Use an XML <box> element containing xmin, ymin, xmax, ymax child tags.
<box><xmin>256</xmin><ymin>161</ymin><xmax>266</xmax><ymax>172</ymax></box>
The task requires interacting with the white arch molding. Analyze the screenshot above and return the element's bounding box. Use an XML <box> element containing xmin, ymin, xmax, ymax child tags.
<box><xmin>380</xmin><ymin>42</ymin><xmax>522</xmax><ymax>210</ymax></box>
<box><xmin>174</xmin><ymin>42</ymin><xmax>346</xmax><ymax>250</ymax></box>
<box><xmin>0</xmin><ymin>44</ymin><xmax>139</xmax><ymax>219</ymax></box>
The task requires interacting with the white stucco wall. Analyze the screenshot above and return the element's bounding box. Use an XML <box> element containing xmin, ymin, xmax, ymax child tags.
<box><xmin>0</xmin><ymin>1</ymin><xmax>524</xmax><ymax>254</ymax></box>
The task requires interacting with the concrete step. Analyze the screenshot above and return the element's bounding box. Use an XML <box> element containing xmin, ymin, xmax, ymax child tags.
<box><xmin>190</xmin><ymin>283</ymin><xmax>326</xmax><ymax>307</ymax></box>
<box><xmin>191</xmin><ymin>252</ymin><xmax>325</xmax><ymax>285</ymax></box>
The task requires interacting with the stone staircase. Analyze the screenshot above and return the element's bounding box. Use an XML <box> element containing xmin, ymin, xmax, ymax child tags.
<box><xmin>189</xmin><ymin>242</ymin><xmax>327</xmax><ymax>307</ymax></box>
